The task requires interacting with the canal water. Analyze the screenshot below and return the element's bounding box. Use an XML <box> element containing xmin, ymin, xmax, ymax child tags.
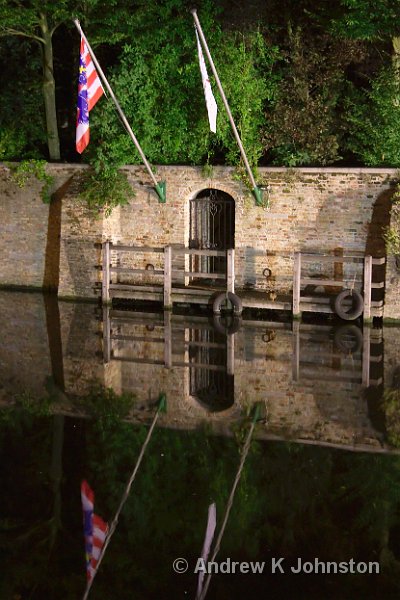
<box><xmin>1</xmin><ymin>290</ymin><xmax>400</xmax><ymax>599</ymax></box>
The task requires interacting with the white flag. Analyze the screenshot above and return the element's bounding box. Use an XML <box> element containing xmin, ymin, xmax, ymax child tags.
<box><xmin>197</xmin><ymin>502</ymin><xmax>217</xmax><ymax>598</ymax></box>
<box><xmin>195</xmin><ymin>30</ymin><xmax>217</xmax><ymax>133</ymax></box>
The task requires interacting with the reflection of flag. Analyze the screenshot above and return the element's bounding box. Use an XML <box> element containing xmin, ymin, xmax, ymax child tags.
<box><xmin>81</xmin><ymin>480</ymin><xmax>108</xmax><ymax>581</ymax></box>
<box><xmin>195</xmin><ymin>30</ymin><xmax>217</xmax><ymax>133</ymax></box>
<box><xmin>197</xmin><ymin>502</ymin><xmax>216</xmax><ymax>598</ymax></box>
<box><xmin>76</xmin><ymin>38</ymin><xmax>104</xmax><ymax>153</ymax></box>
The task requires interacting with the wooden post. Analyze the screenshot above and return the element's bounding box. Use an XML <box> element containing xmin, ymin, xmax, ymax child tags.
<box><xmin>333</xmin><ymin>247</ymin><xmax>343</xmax><ymax>293</ymax></box>
<box><xmin>363</xmin><ymin>255</ymin><xmax>372</xmax><ymax>321</ymax></box>
<box><xmin>226</xmin><ymin>333</ymin><xmax>235</xmax><ymax>375</ymax></box>
<box><xmin>164</xmin><ymin>245</ymin><xmax>172</xmax><ymax>309</ymax></box>
<box><xmin>164</xmin><ymin>310</ymin><xmax>172</xmax><ymax>368</ymax></box>
<box><xmin>362</xmin><ymin>325</ymin><xmax>371</xmax><ymax>387</ymax></box>
<box><xmin>292</xmin><ymin>320</ymin><xmax>300</xmax><ymax>381</ymax></box>
<box><xmin>227</xmin><ymin>248</ymin><xmax>235</xmax><ymax>294</ymax></box>
<box><xmin>103</xmin><ymin>306</ymin><xmax>111</xmax><ymax>363</ymax></box>
<box><xmin>102</xmin><ymin>240</ymin><xmax>110</xmax><ymax>304</ymax></box>
<box><xmin>293</xmin><ymin>252</ymin><xmax>301</xmax><ymax>318</ymax></box>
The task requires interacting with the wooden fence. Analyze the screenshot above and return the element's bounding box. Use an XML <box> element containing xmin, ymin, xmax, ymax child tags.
<box><xmin>292</xmin><ymin>252</ymin><xmax>386</xmax><ymax>319</ymax></box>
<box><xmin>102</xmin><ymin>241</ymin><xmax>234</xmax><ymax>308</ymax></box>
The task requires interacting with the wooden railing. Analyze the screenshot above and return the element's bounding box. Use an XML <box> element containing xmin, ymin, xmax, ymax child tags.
<box><xmin>103</xmin><ymin>308</ymin><xmax>235</xmax><ymax>373</ymax></box>
<box><xmin>102</xmin><ymin>241</ymin><xmax>234</xmax><ymax>308</ymax></box>
<box><xmin>292</xmin><ymin>252</ymin><xmax>386</xmax><ymax>319</ymax></box>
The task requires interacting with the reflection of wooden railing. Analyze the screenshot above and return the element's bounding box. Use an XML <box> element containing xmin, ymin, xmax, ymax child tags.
<box><xmin>102</xmin><ymin>308</ymin><xmax>234</xmax><ymax>373</ymax></box>
<box><xmin>102</xmin><ymin>241</ymin><xmax>234</xmax><ymax>309</ymax></box>
<box><xmin>291</xmin><ymin>321</ymin><xmax>383</xmax><ymax>387</ymax></box>
<box><xmin>292</xmin><ymin>252</ymin><xmax>386</xmax><ymax>319</ymax></box>
<box><xmin>103</xmin><ymin>309</ymin><xmax>383</xmax><ymax>389</ymax></box>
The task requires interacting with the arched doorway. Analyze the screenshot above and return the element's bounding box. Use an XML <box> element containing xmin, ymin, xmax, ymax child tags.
<box><xmin>189</xmin><ymin>188</ymin><xmax>235</xmax><ymax>280</ymax></box>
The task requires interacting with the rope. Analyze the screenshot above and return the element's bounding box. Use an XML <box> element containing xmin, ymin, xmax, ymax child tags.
<box><xmin>345</xmin><ymin>267</ymin><xmax>358</xmax><ymax>294</ymax></box>
<box><xmin>82</xmin><ymin>397</ymin><xmax>165</xmax><ymax>600</ymax></box>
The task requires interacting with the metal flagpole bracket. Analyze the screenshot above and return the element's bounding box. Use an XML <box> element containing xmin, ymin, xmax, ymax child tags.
<box><xmin>155</xmin><ymin>181</ymin><xmax>167</xmax><ymax>203</ymax></box>
<box><xmin>252</xmin><ymin>186</ymin><xmax>264</xmax><ymax>207</ymax></box>
<box><xmin>251</xmin><ymin>402</ymin><xmax>264</xmax><ymax>423</ymax></box>
<box><xmin>158</xmin><ymin>393</ymin><xmax>167</xmax><ymax>413</ymax></box>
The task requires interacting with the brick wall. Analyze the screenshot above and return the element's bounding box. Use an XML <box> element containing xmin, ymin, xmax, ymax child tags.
<box><xmin>1</xmin><ymin>164</ymin><xmax>399</xmax><ymax>318</ymax></box>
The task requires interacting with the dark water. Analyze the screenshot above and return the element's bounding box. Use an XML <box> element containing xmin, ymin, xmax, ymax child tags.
<box><xmin>1</xmin><ymin>291</ymin><xmax>400</xmax><ymax>599</ymax></box>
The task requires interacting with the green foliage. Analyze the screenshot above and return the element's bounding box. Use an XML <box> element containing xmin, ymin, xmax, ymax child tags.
<box><xmin>382</xmin><ymin>388</ymin><xmax>400</xmax><ymax>446</ymax></box>
<box><xmin>330</xmin><ymin>0</ymin><xmax>400</xmax><ymax>41</ymax></box>
<box><xmin>7</xmin><ymin>159</ymin><xmax>55</xmax><ymax>202</ymax></box>
<box><xmin>264</xmin><ymin>27</ymin><xmax>364</xmax><ymax>166</ymax></box>
<box><xmin>79</xmin><ymin>165</ymin><xmax>135</xmax><ymax>215</ymax></box>
<box><xmin>88</xmin><ymin>5</ymin><xmax>279</xmax><ymax>171</ymax></box>
<box><xmin>81</xmin><ymin>383</ymin><xmax>136</xmax><ymax>429</ymax></box>
<box><xmin>0</xmin><ymin>38</ymin><xmax>46</xmax><ymax>160</ymax></box>
<box><xmin>2</xmin><ymin>0</ymin><xmax>400</xmax><ymax>170</ymax></box>
<box><xmin>344</xmin><ymin>67</ymin><xmax>400</xmax><ymax>166</ymax></box>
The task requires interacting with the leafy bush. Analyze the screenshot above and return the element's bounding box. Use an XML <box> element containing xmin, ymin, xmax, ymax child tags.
<box><xmin>0</xmin><ymin>38</ymin><xmax>46</xmax><ymax>160</ymax></box>
<box><xmin>344</xmin><ymin>66</ymin><xmax>400</xmax><ymax>166</ymax></box>
<box><xmin>87</xmin><ymin>2</ymin><xmax>279</xmax><ymax>172</ymax></box>
<box><xmin>264</xmin><ymin>27</ymin><xmax>365</xmax><ymax>166</ymax></box>
<box><xmin>383</xmin><ymin>388</ymin><xmax>400</xmax><ymax>447</ymax></box>
<box><xmin>79</xmin><ymin>165</ymin><xmax>135</xmax><ymax>216</ymax></box>
<box><xmin>7</xmin><ymin>160</ymin><xmax>55</xmax><ymax>203</ymax></box>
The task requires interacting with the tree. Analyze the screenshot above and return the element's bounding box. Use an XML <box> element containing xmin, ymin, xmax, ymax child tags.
<box><xmin>329</xmin><ymin>0</ymin><xmax>400</xmax><ymax>72</ymax></box>
<box><xmin>0</xmin><ymin>0</ymin><xmax>137</xmax><ymax>162</ymax></box>
<box><xmin>263</xmin><ymin>24</ymin><xmax>365</xmax><ymax>166</ymax></box>
<box><xmin>0</xmin><ymin>1</ymin><xmax>71</xmax><ymax>160</ymax></box>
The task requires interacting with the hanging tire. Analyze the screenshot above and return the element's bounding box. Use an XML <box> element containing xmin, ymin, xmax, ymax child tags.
<box><xmin>213</xmin><ymin>292</ymin><xmax>243</xmax><ymax>315</ymax></box>
<box><xmin>333</xmin><ymin>289</ymin><xmax>364</xmax><ymax>321</ymax></box>
<box><xmin>334</xmin><ymin>324</ymin><xmax>363</xmax><ymax>354</ymax></box>
<box><xmin>212</xmin><ymin>314</ymin><xmax>242</xmax><ymax>336</ymax></box>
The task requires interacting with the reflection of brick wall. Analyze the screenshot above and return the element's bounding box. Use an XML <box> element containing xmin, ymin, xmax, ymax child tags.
<box><xmin>384</xmin><ymin>327</ymin><xmax>400</xmax><ymax>388</ymax></box>
<box><xmin>1</xmin><ymin>164</ymin><xmax>399</xmax><ymax>318</ymax></box>
<box><xmin>98</xmin><ymin>314</ymin><xmax>382</xmax><ymax>449</ymax></box>
<box><xmin>0</xmin><ymin>291</ymin><xmax>388</xmax><ymax>449</ymax></box>
<box><xmin>58</xmin><ymin>301</ymin><xmax>104</xmax><ymax>396</ymax></box>
<box><xmin>383</xmin><ymin>257</ymin><xmax>400</xmax><ymax>320</ymax></box>
<box><xmin>0</xmin><ymin>292</ymin><xmax>51</xmax><ymax>400</ymax></box>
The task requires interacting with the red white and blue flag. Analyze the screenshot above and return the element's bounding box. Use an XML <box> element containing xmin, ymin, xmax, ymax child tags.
<box><xmin>81</xmin><ymin>480</ymin><xmax>108</xmax><ymax>581</ymax></box>
<box><xmin>76</xmin><ymin>38</ymin><xmax>104</xmax><ymax>153</ymax></box>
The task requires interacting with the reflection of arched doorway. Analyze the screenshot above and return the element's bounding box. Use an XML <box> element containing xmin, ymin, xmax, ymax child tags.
<box><xmin>190</xmin><ymin>188</ymin><xmax>235</xmax><ymax>279</ymax></box>
<box><xmin>189</xmin><ymin>325</ymin><xmax>234</xmax><ymax>413</ymax></box>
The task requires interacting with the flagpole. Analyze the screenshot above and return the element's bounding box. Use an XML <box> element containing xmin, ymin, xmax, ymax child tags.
<box><xmin>197</xmin><ymin>404</ymin><xmax>261</xmax><ymax>600</ymax></box>
<box><xmin>73</xmin><ymin>19</ymin><xmax>166</xmax><ymax>203</ymax></box>
<box><xmin>82</xmin><ymin>394</ymin><xmax>167</xmax><ymax>600</ymax></box>
<box><xmin>191</xmin><ymin>10</ymin><xmax>264</xmax><ymax>206</ymax></box>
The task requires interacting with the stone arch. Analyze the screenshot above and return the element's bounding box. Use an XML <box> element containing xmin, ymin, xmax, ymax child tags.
<box><xmin>189</xmin><ymin>187</ymin><xmax>235</xmax><ymax>279</ymax></box>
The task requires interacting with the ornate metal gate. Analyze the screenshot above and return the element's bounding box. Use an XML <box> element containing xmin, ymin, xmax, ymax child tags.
<box><xmin>189</xmin><ymin>325</ymin><xmax>234</xmax><ymax>412</ymax></box>
<box><xmin>189</xmin><ymin>188</ymin><xmax>235</xmax><ymax>277</ymax></box>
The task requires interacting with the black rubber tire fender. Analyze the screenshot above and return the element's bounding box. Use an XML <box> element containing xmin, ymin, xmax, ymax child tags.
<box><xmin>333</xmin><ymin>289</ymin><xmax>364</xmax><ymax>321</ymax></box>
<box><xmin>212</xmin><ymin>291</ymin><xmax>243</xmax><ymax>315</ymax></box>
<box><xmin>212</xmin><ymin>314</ymin><xmax>242</xmax><ymax>336</ymax></box>
<box><xmin>334</xmin><ymin>324</ymin><xmax>363</xmax><ymax>354</ymax></box>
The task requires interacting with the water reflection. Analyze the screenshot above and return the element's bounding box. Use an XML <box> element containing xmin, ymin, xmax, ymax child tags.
<box><xmin>1</xmin><ymin>291</ymin><xmax>400</xmax><ymax>599</ymax></box>
<box><xmin>0</xmin><ymin>291</ymin><xmax>396</xmax><ymax>451</ymax></box>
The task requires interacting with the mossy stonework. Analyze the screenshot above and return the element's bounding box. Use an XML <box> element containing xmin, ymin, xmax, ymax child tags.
<box><xmin>0</xmin><ymin>163</ymin><xmax>399</xmax><ymax>319</ymax></box>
